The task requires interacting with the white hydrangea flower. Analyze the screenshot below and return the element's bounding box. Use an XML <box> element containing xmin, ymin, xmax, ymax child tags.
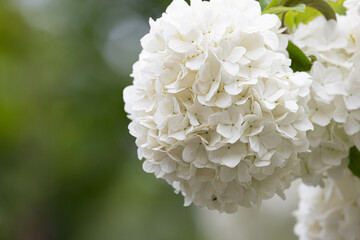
<box><xmin>291</xmin><ymin>3</ymin><xmax>360</xmax><ymax>185</ymax></box>
<box><xmin>294</xmin><ymin>169</ymin><xmax>360</xmax><ymax>240</ymax></box>
<box><xmin>344</xmin><ymin>0</ymin><xmax>360</xmax><ymax>18</ymax></box>
<box><xmin>124</xmin><ymin>0</ymin><xmax>313</xmax><ymax>213</ymax></box>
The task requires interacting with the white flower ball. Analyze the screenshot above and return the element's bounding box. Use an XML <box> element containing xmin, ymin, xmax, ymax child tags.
<box><xmin>291</xmin><ymin>4</ymin><xmax>360</xmax><ymax>186</ymax></box>
<box><xmin>294</xmin><ymin>169</ymin><xmax>360</xmax><ymax>240</ymax></box>
<box><xmin>344</xmin><ymin>0</ymin><xmax>360</xmax><ymax>18</ymax></box>
<box><xmin>124</xmin><ymin>0</ymin><xmax>313</xmax><ymax>213</ymax></box>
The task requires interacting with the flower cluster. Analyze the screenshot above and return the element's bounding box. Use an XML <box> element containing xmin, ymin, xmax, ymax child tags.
<box><xmin>124</xmin><ymin>0</ymin><xmax>313</xmax><ymax>212</ymax></box>
<box><xmin>294</xmin><ymin>169</ymin><xmax>360</xmax><ymax>240</ymax></box>
<box><xmin>344</xmin><ymin>0</ymin><xmax>360</xmax><ymax>18</ymax></box>
<box><xmin>291</xmin><ymin>5</ymin><xmax>360</xmax><ymax>186</ymax></box>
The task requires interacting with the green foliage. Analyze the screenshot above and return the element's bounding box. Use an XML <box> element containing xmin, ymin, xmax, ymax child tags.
<box><xmin>283</xmin><ymin>0</ymin><xmax>336</xmax><ymax>20</ymax></box>
<box><xmin>260</xmin><ymin>0</ymin><xmax>274</xmax><ymax>10</ymax></box>
<box><xmin>262</xmin><ymin>4</ymin><xmax>305</xmax><ymax>15</ymax></box>
<box><xmin>264</xmin><ymin>0</ymin><xmax>287</xmax><ymax>11</ymax></box>
<box><xmin>328</xmin><ymin>1</ymin><xmax>347</xmax><ymax>15</ymax></box>
<box><xmin>284</xmin><ymin>6</ymin><xmax>321</xmax><ymax>31</ymax></box>
<box><xmin>286</xmin><ymin>41</ymin><xmax>313</xmax><ymax>72</ymax></box>
<box><xmin>282</xmin><ymin>0</ymin><xmax>346</xmax><ymax>32</ymax></box>
<box><xmin>349</xmin><ymin>147</ymin><xmax>360</xmax><ymax>179</ymax></box>
<box><xmin>263</xmin><ymin>0</ymin><xmax>337</xmax><ymax>30</ymax></box>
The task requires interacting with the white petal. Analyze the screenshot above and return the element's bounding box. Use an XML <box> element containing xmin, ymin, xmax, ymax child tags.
<box><xmin>224</xmin><ymin>81</ymin><xmax>243</xmax><ymax>95</ymax></box>
<box><xmin>182</xmin><ymin>142</ymin><xmax>198</xmax><ymax>162</ymax></box>
<box><xmin>285</xmin><ymin>100</ymin><xmax>298</xmax><ymax>112</ymax></box>
<box><xmin>260</xmin><ymin>133</ymin><xmax>281</xmax><ymax>149</ymax></box>
<box><xmin>226</xmin><ymin>47</ymin><xmax>246</xmax><ymax>63</ymax></box>
<box><xmin>217</xmin><ymin>124</ymin><xmax>234</xmax><ymax>139</ymax></box>
<box><xmin>261</xmin><ymin>31</ymin><xmax>279</xmax><ymax>50</ymax></box>
<box><xmin>245</xmin><ymin>47</ymin><xmax>266</xmax><ymax>60</ymax></box>
<box><xmin>254</xmin><ymin>159</ymin><xmax>270</xmax><ymax>167</ymax></box>
<box><xmin>333</xmin><ymin>106</ymin><xmax>348</xmax><ymax>123</ymax></box>
<box><xmin>324</xmin><ymin>82</ymin><xmax>347</xmax><ymax>96</ymax></box>
<box><xmin>249</xmin><ymin>136</ymin><xmax>260</xmax><ymax>152</ymax></box>
<box><xmin>215</xmin><ymin>92</ymin><xmax>232</xmax><ymax>108</ymax></box>
<box><xmin>344</xmin><ymin>115</ymin><xmax>360</xmax><ymax>135</ymax></box>
<box><xmin>311</xmin><ymin>111</ymin><xmax>331</xmax><ymax>127</ymax></box>
<box><xmin>169</xmin><ymin>39</ymin><xmax>190</xmax><ymax>53</ymax></box>
<box><xmin>222</xmin><ymin>62</ymin><xmax>239</xmax><ymax>76</ymax></box>
<box><xmin>186</xmin><ymin>54</ymin><xmax>207</xmax><ymax>70</ymax></box>
<box><xmin>237</xmin><ymin>162</ymin><xmax>251</xmax><ymax>182</ymax></box>
<box><xmin>161</xmin><ymin>158</ymin><xmax>177</xmax><ymax>173</ymax></box>
<box><xmin>222</xmin><ymin>144</ymin><xmax>245</xmax><ymax>168</ymax></box>
<box><xmin>255</xmin><ymin>14</ymin><xmax>279</xmax><ymax>29</ymax></box>
<box><xmin>220</xmin><ymin>166</ymin><xmax>236</xmax><ymax>182</ymax></box>
<box><xmin>293</xmin><ymin>117</ymin><xmax>314</xmax><ymax>131</ymax></box>
<box><xmin>344</xmin><ymin>94</ymin><xmax>360</xmax><ymax>110</ymax></box>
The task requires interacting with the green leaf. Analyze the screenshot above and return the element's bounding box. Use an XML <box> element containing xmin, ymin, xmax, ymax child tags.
<box><xmin>284</xmin><ymin>6</ymin><xmax>321</xmax><ymax>32</ymax></box>
<box><xmin>260</xmin><ymin>0</ymin><xmax>273</xmax><ymax>10</ymax></box>
<box><xmin>328</xmin><ymin>2</ymin><xmax>346</xmax><ymax>15</ymax></box>
<box><xmin>286</xmin><ymin>41</ymin><xmax>312</xmax><ymax>72</ymax></box>
<box><xmin>349</xmin><ymin>147</ymin><xmax>360</xmax><ymax>179</ymax></box>
<box><xmin>263</xmin><ymin>4</ymin><xmax>305</xmax><ymax>15</ymax></box>
<box><xmin>309</xmin><ymin>55</ymin><xmax>317</xmax><ymax>63</ymax></box>
<box><xmin>264</xmin><ymin>0</ymin><xmax>286</xmax><ymax>11</ymax></box>
<box><xmin>284</xmin><ymin>0</ymin><xmax>336</xmax><ymax>20</ymax></box>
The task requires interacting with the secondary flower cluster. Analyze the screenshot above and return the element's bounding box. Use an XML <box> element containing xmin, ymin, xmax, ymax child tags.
<box><xmin>292</xmin><ymin>2</ymin><xmax>360</xmax><ymax>238</ymax></box>
<box><xmin>344</xmin><ymin>0</ymin><xmax>360</xmax><ymax>18</ymax></box>
<box><xmin>291</xmin><ymin>5</ymin><xmax>360</xmax><ymax>186</ymax></box>
<box><xmin>295</xmin><ymin>169</ymin><xmax>360</xmax><ymax>240</ymax></box>
<box><xmin>124</xmin><ymin>0</ymin><xmax>313</xmax><ymax>212</ymax></box>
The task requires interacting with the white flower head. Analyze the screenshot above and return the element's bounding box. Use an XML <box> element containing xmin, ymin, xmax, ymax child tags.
<box><xmin>295</xmin><ymin>169</ymin><xmax>360</xmax><ymax>240</ymax></box>
<box><xmin>124</xmin><ymin>0</ymin><xmax>313</xmax><ymax>213</ymax></box>
<box><xmin>344</xmin><ymin>0</ymin><xmax>360</xmax><ymax>18</ymax></box>
<box><xmin>291</xmin><ymin>3</ymin><xmax>360</xmax><ymax>186</ymax></box>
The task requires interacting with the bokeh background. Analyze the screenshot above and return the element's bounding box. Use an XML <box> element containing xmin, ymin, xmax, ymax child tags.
<box><xmin>0</xmin><ymin>0</ymin><xmax>298</xmax><ymax>239</ymax></box>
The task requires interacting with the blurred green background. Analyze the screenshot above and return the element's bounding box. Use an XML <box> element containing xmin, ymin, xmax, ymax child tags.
<box><xmin>0</xmin><ymin>0</ymin><xmax>204</xmax><ymax>239</ymax></box>
<box><xmin>0</xmin><ymin>0</ymin><xmax>303</xmax><ymax>239</ymax></box>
